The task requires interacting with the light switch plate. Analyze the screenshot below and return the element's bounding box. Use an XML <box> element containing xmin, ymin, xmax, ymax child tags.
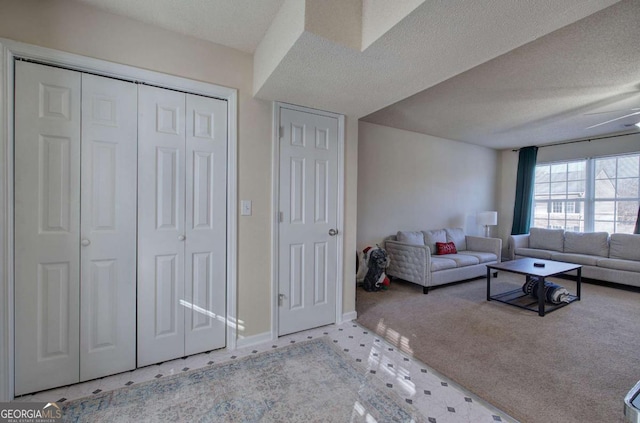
<box><xmin>241</xmin><ymin>200</ymin><xmax>252</xmax><ymax>216</ymax></box>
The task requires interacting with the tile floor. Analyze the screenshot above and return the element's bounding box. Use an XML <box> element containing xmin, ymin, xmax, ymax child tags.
<box><xmin>14</xmin><ymin>321</ymin><xmax>517</xmax><ymax>423</ymax></box>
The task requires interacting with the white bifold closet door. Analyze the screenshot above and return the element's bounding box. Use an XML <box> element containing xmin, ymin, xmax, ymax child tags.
<box><xmin>15</xmin><ymin>62</ymin><xmax>81</xmax><ymax>395</ymax></box>
<box><xmin>79</xmin><ymin>73</ymin><xmax>137</xmax><ymax>381</ymax></box>
<box><xmin>14</xmin><ymin>61</ymin><xmax>137</xmax><ymax>395</ymax></box>
<box><xmin>137</xmin><ymin>85</ymin><xmax>227</xmax><ymax>367</ymax></box>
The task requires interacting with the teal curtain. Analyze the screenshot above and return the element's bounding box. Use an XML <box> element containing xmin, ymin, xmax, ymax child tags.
<box><xmin>511</xmin><ymin>146</ymin><xmax>538</xmax><ymax>235</ymax></box>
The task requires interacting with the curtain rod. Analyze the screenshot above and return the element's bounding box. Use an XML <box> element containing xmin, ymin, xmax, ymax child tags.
<box><xmin>511</xmin><ymin>130</ymin><xmax>640</xmax><ymax>152</ymax></box>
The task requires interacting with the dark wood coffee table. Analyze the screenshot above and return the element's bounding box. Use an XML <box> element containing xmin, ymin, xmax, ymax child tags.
<box><xmin>486</xmin><ymin>258</ymin><xmax>581</xmax><ymax>316</ymax></box>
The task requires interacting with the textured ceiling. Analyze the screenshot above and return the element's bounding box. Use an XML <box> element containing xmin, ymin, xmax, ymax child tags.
<box><xmin>362</xmin><ymin>0</ymin><xmax>640</xmax><ymax>149</ymax></box>
<box><xmin>73</xmin><ymin>0</ymin><xmax>284</xmax><ymax>53</ymax></box>
<box><xmin>253</xmin><ymin>0</ymin><xmax>625</xmax><ymax>150</ymax></box>
<box><xmin>71</xmin><ymin>0</ymin><xmax>637</xmax><ymax>150</ymax></box>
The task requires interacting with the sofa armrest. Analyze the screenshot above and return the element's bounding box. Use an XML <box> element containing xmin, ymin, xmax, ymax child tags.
<box><xmin>465</xmin><ymin>236</ymin><xmax>502</xmax><ymax>263</ymax></box>
<box><xmin>384</xmin><ymin>240</ymin><xmax>429</xmax><ymax>286</ymax></box>
<box><xmin>508</xmin><ymin>234</ymin><xmax>530</xmax><ymax>260</ymax></box>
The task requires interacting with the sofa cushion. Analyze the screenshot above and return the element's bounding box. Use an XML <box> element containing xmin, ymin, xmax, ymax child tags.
<box><xmin>396</xmin><ymin>231</ymin><xmax>425</xmax><ymax>246</ymax></box>
<box><xmin>459</xmin><ymin>251</ymin><xmax>498</xmax><ymax>264</ymax></box>
<box><xmin>423</xmin><ymin>229</ymin><xmax>446</xmax><ymax>254</ymax></box>
<box><xmin>430</xmin><ymin>257</ymin><xmax>457</xmax><ymax>272</ymax></box>
<box><xmin>442</xmin><ymin>254</ymin><xmax>480</xmax><ymax>267</ymax></box>
<box><xmin>550</xmin><ymin>253</ymin><xmax>600</xmax><ymax>266</ymax></box>
<box><xmin>514</xmin><ymin>248</ymin><xmax>554</xmax><ymax>260</ymax></box>
<box><xmin>436</xmin><ymin>241</ymin><xmax>457</xmax><ymax>255</ymax></box>
<box><xmin>596</xmin><ymin>258</ymin><xmax>640</xmax><ymax>273</ymax></box>
<box><xmin>609</xmin><ymin>233</ymin><xmax>640</xmax><ymax>261</ymax></box>
<box><xmin>564</xmin><ymin>231</ymin><xmax>609</xmax><ymax>257</ymax></box>
<box><xmin>445</xmin><ymin>228</ymin><xmax>467</xmax><ymax>251</ymax></box>
<box><xmin>529</xmin><ymin>228</ymin><xmax>564</xmax><ymax>252</ymax></box>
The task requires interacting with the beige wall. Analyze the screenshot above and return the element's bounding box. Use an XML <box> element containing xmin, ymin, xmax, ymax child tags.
<box><xmin>536</xmin><ymin>132</ymin><xmax>640</xmax><ymax>164</ymax></box>
<box><xmin>0</xmin><ymin>0</ymin><xmax>357</xmax><ymax>339</ymax></box>
<box><xmin>305</xmin><ymin>0</ymin><xmax>362</xmax><ymax>51</ymax></box>
<box><xmin>0</xmin><ymin>0</ymin><xmax>276</xmax><ymax>339</ymax></box>
<box><xmin>357</xmin><ymin>122</ymin><xmax>499</xmax><ymax>250</ymax></box>
<box><xmin>496</xmin><ymin>149</ymin><xmax>519</xmax><ymax>253</ymax></box>
<box><xmin>342</xmin><ymin>115</ymin><xmax>359</xmax><ymax>315</ymax></box>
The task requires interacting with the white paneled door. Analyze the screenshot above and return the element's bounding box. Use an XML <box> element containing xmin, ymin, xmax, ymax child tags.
<box><xmin>79</xmin><ymin>73</ymin><xmax>137</xmax><ymax>381</ymax></box>
<box><xmin>137</xmin><ymin>85</ymin><xmax>186</xmax><ymax>366</ymax></box>
<box><xmin>278</xmin><ymin>107</ymin><xmax>339</xmax><ymax>336</ymax></box>
<box><xmin>138</xmin><ymin>85</ymin><xmax>227</xmax><ymax>366</ymax></box>
<box><xmin>184</xmin><ymin>94</ymin><xmax>227</xmax><ymax>356</ymax></box>
<box><xmin>14</xmin><ymin>62</ymin><xmax>138</xmax><ymax>395</ymax></box>
<box><xmin>14</xmin><ymin>61</ymin><xmax>82</xmax><ymax>395</ymax></box>
<box><xmin>13</xmin><ymin>59</ymin><xmax>229</xmax><ymax>395</ymax></box>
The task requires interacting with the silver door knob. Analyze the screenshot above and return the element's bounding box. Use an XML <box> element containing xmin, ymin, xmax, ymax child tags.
<box><xmin>178</xmin><ymin>235</ymin><xmax>186</xmax><ymax>241</ymax></box>
<box><xmin>328</xmin><ymin>228</ymin><xmax>339</xmax><ymax>236</ymax></box>
<box><xmin>81</xmin><ymin>239</ymin><xmax>91</xmax><ymax>246</ymax></box>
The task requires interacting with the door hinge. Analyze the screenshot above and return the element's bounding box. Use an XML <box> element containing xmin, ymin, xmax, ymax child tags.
<box><xmin>279</xmin><ymin>211</ymin><xmax>283</xmax><ymax>222</ymax></box>
<box><xmin>279</xmin><ymin>126</ymin><xmax>284</xmax><ymax>139</ymax></box>
<box><xmin>278</xmin><ymin>293</ymin><xmax>285</xmax><ymax>306</ymax></box>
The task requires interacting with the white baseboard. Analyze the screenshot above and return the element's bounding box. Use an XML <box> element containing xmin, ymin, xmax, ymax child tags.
<box><xmin>242</xmin><ymin>313</ymin><xmax>358</xmax><ymax>349</ymax></box>
<box><xmin>342</xmin><ymin>311</ymin><xmax>357</xmax><ymax>322</ymax></box>
<box><xmin>235</xmin><ymin>331</ymin><xmax>272</xmax><ymax>349</ymax></box>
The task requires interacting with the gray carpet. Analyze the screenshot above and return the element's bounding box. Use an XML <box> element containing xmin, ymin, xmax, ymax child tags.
<box><xmin>356</xmin><ymin>274</ymin><xmax>640</xmax><ymax>423</ymax></box>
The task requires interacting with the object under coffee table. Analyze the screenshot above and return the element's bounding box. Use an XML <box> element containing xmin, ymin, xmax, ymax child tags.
<box><xmin>486</xmin><ymin>258</ymin><xmax>581</xmax><ymax>316</ymax></box>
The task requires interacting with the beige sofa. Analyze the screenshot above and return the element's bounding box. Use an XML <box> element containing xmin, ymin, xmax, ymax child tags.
<box><xmin>385</xmin><ymin>228</ymin><xmax>502</xmax><ymax>294</ymax></box>
<box><xmin>508</xmin><ymin>228</ymin><xmax>640</xmax><ymax>288</ymax></box>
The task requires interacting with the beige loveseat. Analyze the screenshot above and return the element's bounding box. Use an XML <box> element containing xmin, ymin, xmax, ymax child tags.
<box><xmin>508</xmin><ymin>228</ymin><xmax>640</xmax><ymax>288</ymax></box>
<box><xmin>385</xmin><ymin>228</ymin><xmax>502</xmax><ymax>294</ymax></box>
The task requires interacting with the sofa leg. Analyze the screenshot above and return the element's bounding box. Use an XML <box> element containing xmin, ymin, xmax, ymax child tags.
<box><xmin>423</xmin><ymin>286</ymin><xmax>429</xmax><ymax>295</ymax></box>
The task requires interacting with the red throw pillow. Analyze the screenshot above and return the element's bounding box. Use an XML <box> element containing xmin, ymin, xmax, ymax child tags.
<box><xmin>436</xmin><ymin>241</ymin><xmax>457</xmax><ymax>255</ymax></box>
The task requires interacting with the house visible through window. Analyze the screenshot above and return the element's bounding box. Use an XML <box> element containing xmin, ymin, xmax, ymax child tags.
<box><xmin>532</xmin><ymin>152</ymin><xmax>640</xmax><ymax>233</ymax></box>
<box><xmin>565</xmin><ymin>202</ymin><xmax>575</xmax><ymax>214</ymax></box>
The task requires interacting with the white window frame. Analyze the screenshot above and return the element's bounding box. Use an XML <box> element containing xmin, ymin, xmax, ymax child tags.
<box><xmin>532</xmin><ymin>153</ymin><xmax>640</xmax><ymax>233</ymax></box>
<box><xmin>565</xmin><ymin>201</ymin><xmax>575</xmax><ymax>214</ymax></box>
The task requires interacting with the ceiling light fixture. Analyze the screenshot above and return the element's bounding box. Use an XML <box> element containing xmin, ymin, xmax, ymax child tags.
<box><xmin>635</xmin><ymin>122</ymin><xmax>640</xmax><ymax>128</ymax></box>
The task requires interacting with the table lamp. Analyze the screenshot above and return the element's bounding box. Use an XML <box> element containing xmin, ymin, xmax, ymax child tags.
<box><xmin>477</xmin><ymin>211</ymin><xmax>497</xmax><ymax>237</ymax></box>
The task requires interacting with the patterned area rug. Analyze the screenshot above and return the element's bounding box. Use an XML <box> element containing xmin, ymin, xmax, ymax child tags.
<box><xmin>62</xmin><ymin>337</ymin><xmax>426</xmax><ymax>422</ymax></box>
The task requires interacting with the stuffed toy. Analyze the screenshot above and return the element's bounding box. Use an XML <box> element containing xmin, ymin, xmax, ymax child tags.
<box><xmin>358</xmin><ymin>246</ymin><xmax>390</xmax><ymax>292</ymax></box>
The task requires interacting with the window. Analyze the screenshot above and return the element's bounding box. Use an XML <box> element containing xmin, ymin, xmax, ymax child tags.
<box><xmin>548</xmin><ymin>201</ymin><xmax>576</xmax><ymax>214</ymax></box>
<box><xmin>593</xmin><ymin>155</ymin><xmax>640</xmax><ymax>233</ymax></box>
<box><xmin>533</xmin><ymin>161</ymin><xmax>586</xmax><ymax>231</ymax></box>
<box><xmin>565</xmin><ymin>202</ymin><xmax>575</xmax><ymax>214</ymax></box>
<box><xmin>532</xmin><ymin>152</ymin><xmax>640</xmax><ymax>233</ymax></box>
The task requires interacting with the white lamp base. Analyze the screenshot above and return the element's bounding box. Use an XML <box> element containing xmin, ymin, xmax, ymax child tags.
<box><xmin>477</xmin><ymin>211</ymin><xmax>497</xmax><ymax>238</ymax></box>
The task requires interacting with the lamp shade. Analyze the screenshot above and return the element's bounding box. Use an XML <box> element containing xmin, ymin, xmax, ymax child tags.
<box><xmin>477</xmin><ymin>211</ymin><xmax>498</xmax><ymax>226</ymax></box>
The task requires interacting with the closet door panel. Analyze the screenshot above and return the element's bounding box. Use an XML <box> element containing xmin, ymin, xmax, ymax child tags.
<box><xmin>80</xmin><ymin>74</ymin><xmax>137</xmax><ymax>381</ymax></box>
<box><xmin>184</xmin><ymin>94</ymin><xmax>227</xmax><ymax>355</ymax></box>
<box><xmin>14</xmin><ymin>61</ymin><xmax>81</xmax><ymax>395</ymax></box>
<box><xmin>138</xmin><ymin>85</ymin><xmax>186</xmax><ymax>366</ymax></box>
